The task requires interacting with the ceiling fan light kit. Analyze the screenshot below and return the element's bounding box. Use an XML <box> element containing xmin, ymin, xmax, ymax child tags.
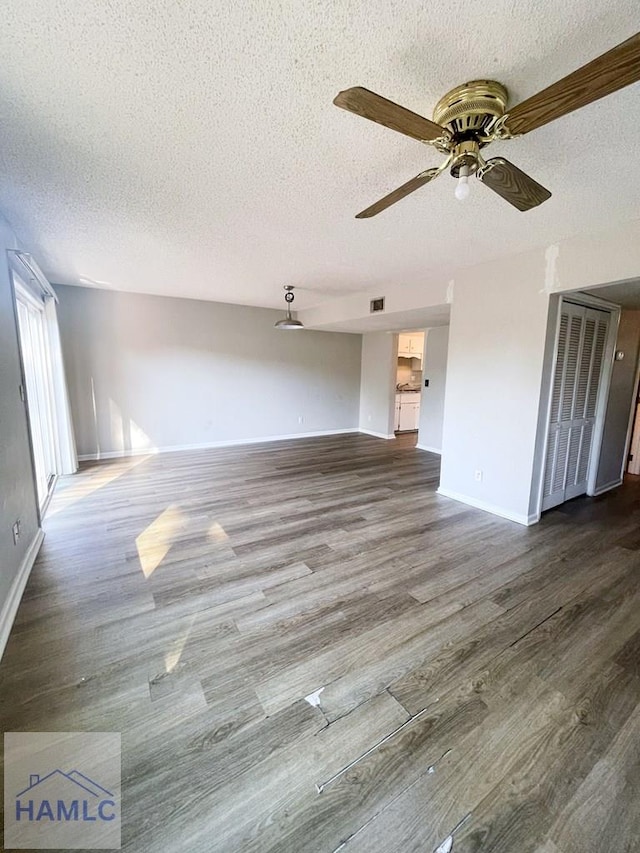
<box><xmin>333</xmin><ymin>32</ymin><xmax>640</xmax><ymax>217</ymax></box>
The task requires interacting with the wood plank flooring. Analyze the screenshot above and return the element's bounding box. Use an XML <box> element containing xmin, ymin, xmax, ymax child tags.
<box><xmin>2</xmin><ymin>433</ymin><xmax>640</xmax><ymax>852</ymax></box>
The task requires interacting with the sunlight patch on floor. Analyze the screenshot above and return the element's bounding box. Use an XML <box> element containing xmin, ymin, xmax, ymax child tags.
<box><xmin>48</xmin><ymin>454</ymin><xmax>152</xmax><ymax>516</ymax></box>
<box><xmin>207</xmin><ymin>521</ymin><xmax>229</xmax><ymax>543</ymax></box>
<box><xmin>135</xmin><ymin>504</ymin><xmax>185</xmax><ymax>578</ymax></box>
<box><xmin>164</xmin><ymin>613</ymin><xmax>197</xmax><ymax>673</ymax></box>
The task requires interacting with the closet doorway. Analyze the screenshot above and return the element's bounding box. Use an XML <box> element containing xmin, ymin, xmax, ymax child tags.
<box><xmin>540</xmin><ymin>297</ymin><xmax>617</xmax><ymax>511</ymax></box>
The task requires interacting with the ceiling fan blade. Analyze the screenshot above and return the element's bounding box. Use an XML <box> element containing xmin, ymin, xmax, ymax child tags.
<box><xmin>477</xmin><ymin>158</ymin><xmax>551</xmax><ymax>211</ymax></box>
<box><xmin>505</xmin><ymin>32</ymin><xmax>640</xmax><ymax>135</ymax></box>
<box><xmin>355</xmin><ymin>169</ymin><xmax>440</xmax><ymax>218</ymax></box>
<box><xmin>334</xmin><ymin>87</ymin><xmax>446</xmax><ymax>143</ymax></box>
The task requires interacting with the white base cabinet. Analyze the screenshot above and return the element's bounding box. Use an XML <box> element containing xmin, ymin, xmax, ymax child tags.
<box><xmin>395</xmin><ymin>393</ymin><xmax>420</xmax><ymax>431</ymax></box>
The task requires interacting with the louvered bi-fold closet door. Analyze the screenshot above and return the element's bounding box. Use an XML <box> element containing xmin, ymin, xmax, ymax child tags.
<box><xmin>541</xmin><ymin>302</ymin><xmax>610</xmax><ymax>511</ymax></box>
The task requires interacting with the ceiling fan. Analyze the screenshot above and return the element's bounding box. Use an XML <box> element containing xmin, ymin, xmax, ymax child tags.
<box><xmin>333</xmin><ymin>32</ymin><xmax>640</xmax><ymax>217</ymax></box>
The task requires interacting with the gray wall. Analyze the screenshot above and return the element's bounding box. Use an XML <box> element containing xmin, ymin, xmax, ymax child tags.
<box><xmin>0</xmin><ymin>217</ymin><xmax>40</xmax><ymax>617</ymax></box>
<box><xmin>417</xmin><ymin>326</ymin><xmax>449</xmax><ymax>453</ymax></box>
<box><xmin>56</xmin><ymin>286</ymin><xmax>362</xmax><ymax>458</ymax></box>
<box><xmin>596</xmin><ymin>308</ymin><xmax>640</xmax><ymax>489</ymax></box>
<box><xmin>358</xmin><ymin>332</ymin><xmax>396</xmax><ymax>438</ymax></box>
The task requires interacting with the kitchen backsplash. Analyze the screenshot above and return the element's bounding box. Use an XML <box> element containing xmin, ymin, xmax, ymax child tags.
<box><xmin>396</xmin><ymin>359</ymin><xmax>422</xmax><ymax>388</ymax></box>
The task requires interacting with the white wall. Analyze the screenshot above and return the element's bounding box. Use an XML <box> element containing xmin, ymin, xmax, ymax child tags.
<box><xmin>439</xmin><ymin>251</ymin><xmax>551</xmax><ymax>525</ymax></box>
<box><xmin>0</xmin><ymin>216</ymin><xmax>41</xmax><ymax>654</ymax></box>
<box><xmin>56</xmin><ymin>285</ymin><xmax>362</xmax><ymax>458</ymax></box>
<box><xmin>417</xmin><ymin>326</ymin><xmax>449</xmax><ymax>454</ymax></box>
<box><xmin>438</xmin><ymin>221</ymin><xmax>640</xmax><ymax>525</ymax></box>
<box><xmin>358</xmin><ymin>332</ymin><xmax>396</xmax><ymax>439</ymax></box>
<box><xmin>298</xmin><ymin>220</ymin><xmax>640</xmax><ymax>334</ymax></box>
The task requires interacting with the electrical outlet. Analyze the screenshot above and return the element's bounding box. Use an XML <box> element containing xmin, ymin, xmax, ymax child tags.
<box><xmin>474</xmin><ymin>470</ymin><xmax>483</xmax><ymax>482</ymax></box>
<box><xmin>368</xmin><ymin>414</ymin><xmax>372</xmax><ymax>422</ymax></box>
<box><xmin>12</xmin><ymin>519</ymin><xmax>21</xmax><ymax>545</ymax></box>
<box><xmin>298</xmin><ymin>415</ymin><xmax>304</xmax><ymax>425</ymax></box>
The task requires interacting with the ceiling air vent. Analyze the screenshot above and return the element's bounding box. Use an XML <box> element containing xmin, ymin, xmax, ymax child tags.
<box><xmin>370</xmin><ymin>297</ymin><xmax>385</xmax><ymax>313</ymax></box>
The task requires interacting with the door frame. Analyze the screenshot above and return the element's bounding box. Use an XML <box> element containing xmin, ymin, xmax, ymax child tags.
<box><xmin>535</xmin><ymin>292</ymin><xmax>620</xmax><ymax>516</ymax></box>
<box><xmin>624</xmin><ymin>355</ymin><xmax>640</xmax><ymax>477</ymax></box>
<box><xmin>390</xmin><ymin>328</ymin><xmax>426</xmax><ymax>435</ymax></box>
<box><xmin>7</xmin><ymin>259</ymin><xmax>43</xmax><ymax>525</ymax></box>
<box><xmin>10</xmin><ymin>266</ymin><xmax>62</xmax><ymax>516</ymax></box>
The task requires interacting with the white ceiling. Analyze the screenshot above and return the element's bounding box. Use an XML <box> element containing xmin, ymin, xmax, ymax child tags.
<box><xmin>0</xmin><ymin>1</ymin><xmax>638</xmax><ymax>311</ymax></box>
<box><xmin>587</xmin><ymin>280</ymin><xmax>640</xmax><ymax>309</ymax></box>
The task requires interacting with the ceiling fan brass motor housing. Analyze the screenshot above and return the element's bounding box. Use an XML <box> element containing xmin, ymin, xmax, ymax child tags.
<box><xmin>433</xmin><ymin>79</ymin><xmax>508</xmax><ymax>135</ymax></box>
<box><xmin>433</xmin><ymin>80</ymin><xmax>508</xmax><ymax>177</ymax></box>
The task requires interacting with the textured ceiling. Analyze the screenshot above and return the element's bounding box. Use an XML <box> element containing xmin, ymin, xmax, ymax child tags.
<box><xmin>587</xmin><ymin>280</ymin><xmax>640</xmax><ymax>309</ymax></box>
<box><xmin>0</xmin><ymin>1</ymin><xmax>638</xmax><ymax>311</ymax></box>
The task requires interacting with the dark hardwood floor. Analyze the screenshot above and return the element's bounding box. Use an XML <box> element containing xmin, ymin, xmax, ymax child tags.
<box><xmin>2</xmin><ymin>433</ymin><xmax>640</xmax><ymax>852</ymax></box>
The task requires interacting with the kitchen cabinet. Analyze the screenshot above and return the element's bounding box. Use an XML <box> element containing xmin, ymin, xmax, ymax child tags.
<box><xmin>395</xmin><ymin>393</ymin><xmax>420</xmax><ymax>432</ymax></box>
<box><xmin>397</xmin><ymin>333</ymin><xmax>424</xmax><ymax>360</ymax></box>
<box><xmin>394</xmin><ymin>395</ymin><xmax>402</xmax><ymax>431</ymax></box>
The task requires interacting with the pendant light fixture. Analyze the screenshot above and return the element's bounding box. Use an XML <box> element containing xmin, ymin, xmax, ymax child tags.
<box><xmin>274</xmin><ymin>285</ymin><xmax>304</xmax><ymax>330</ymax></box>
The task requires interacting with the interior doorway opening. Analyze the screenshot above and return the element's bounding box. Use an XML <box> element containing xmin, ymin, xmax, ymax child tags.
<box><xmin>535</xmin><ymin>282</ymin><xmax>640</xmax><ymax>517</ymax></box>
<box><xmin>375</xmin><ymin>324</ymin><xmax>449</xmax><ymax>455</ymax></box>
<box><xmin>539</xmin><ymin>298</ymin><xmax>616</xmax><ymax>512</ymax></box>
<box><xmin>627</xmin><ymin>395</ymin><xmax>640</xmax><ymax>474</ymax></box>
<box><xmin>567</xmin><ymin>280</ymin><xmax>640</xmax><ymax>494</ymax></box>
<box><xmin>394</xmin><ymin>331</ymin><xmax>424</xmax><ymax>435</ymax></box>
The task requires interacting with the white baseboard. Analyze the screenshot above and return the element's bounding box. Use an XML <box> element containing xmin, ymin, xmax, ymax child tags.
<box><xmin>437</xmin><ymin>487</ymin><xmax>538</xmax><ymax>526</ymax></box>
<box><xmin>0</xmin><ymin>529</ymin><xmax>44</xmax><ymax>661</ymax></box>
<box><xmin>591</xmin><ymin>478</ymin><xmax>623</xmax><ymax>497</ymax></box>
<box><xmin>77</xmin><ymin>428</ymin><xmax>360</xmax><ymax>461</ymax></box>
<box><xmin>416</xmin><ymin>443</ymin><xmax>442</xmax><ymax>454</ymax></box>
<box><xmin>358</xmin><ymin>429</ymin><xmax>395</xmax><ymax>440</ymax></box>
